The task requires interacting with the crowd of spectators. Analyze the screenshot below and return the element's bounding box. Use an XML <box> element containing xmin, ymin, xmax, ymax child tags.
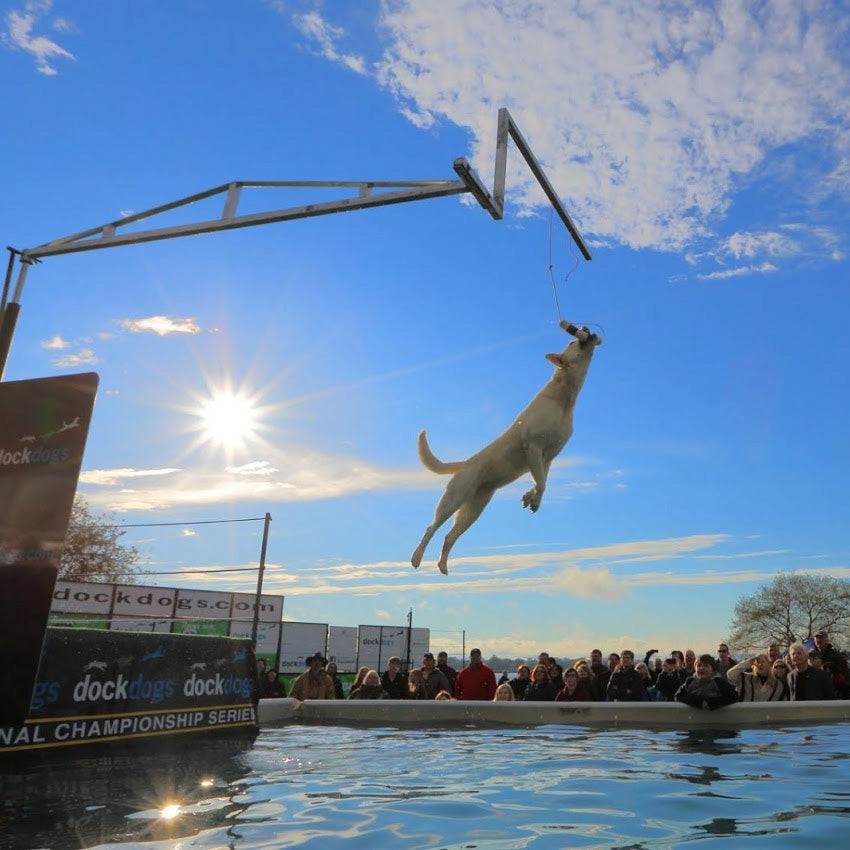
<box><xmin>264</xmin><ymin>630</ymin><xmax>850</xmax><ymax>709</ymax></box>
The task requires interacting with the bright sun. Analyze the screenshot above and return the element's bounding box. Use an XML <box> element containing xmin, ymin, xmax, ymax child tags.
<box><xmin>199</xmin><ymin>392</ymin><xmax>258</xmax><ymax>448</ymax></box>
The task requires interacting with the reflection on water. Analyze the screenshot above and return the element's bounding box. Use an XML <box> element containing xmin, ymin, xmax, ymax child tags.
<box><xmin>0</xmin><ymin>738</ymin><xmax>256</xmax><ymax>848</ymax></box>
<box><xmin>2</xmin><ymin>724</ymin><xmax>850</xmax><ymax>848</ymax></box>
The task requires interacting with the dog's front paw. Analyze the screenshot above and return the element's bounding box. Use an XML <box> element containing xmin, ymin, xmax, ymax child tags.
<box><xmin>522</xmin><ymin>489</ymin><xmax>541</xmax><ymax>512</ymax></box>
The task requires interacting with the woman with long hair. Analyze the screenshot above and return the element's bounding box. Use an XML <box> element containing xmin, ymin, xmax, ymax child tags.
<box><xmin>771</xmin><ymin>658</ymin><xmax>790</xmax><ymax>696</ymax></box>
<box><xmin>727</xmin><ymin>654</ymin><xmax>788</xmax><ymax>701</ymax></box>
<box><xmin>348</xmin><ymin>666</ymin><xmax>370</xmax><ymax>699</ymax></box>
<box><xmin>493</xmin><ymin>683</ymin><xmax>515</xmax><ymax>701</ymax></box>
<box><xmin>574</xmin><ymin>661</ymin><xmax>603</xmax><ymax>700</ymax></box>
<box><xmin>407</xmin><ymin>668</ymin><xmax>429</xmax><ymax>699</ymax></box>
<box><xmin>523</xmin><ymin>664</ymin><xmax>558</xmax><ymax>701</ymax></box>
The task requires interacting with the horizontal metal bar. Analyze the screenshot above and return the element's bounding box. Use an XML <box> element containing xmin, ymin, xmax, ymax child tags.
<box><xmin>453</xmin><ymin>158</ymin><xmax>502</xmax><ymax>219</ymax></box>
<box><xmin>24</xmin><ymin>182</ymin><xmax>471</xmax><ymax>259</ymax></box>
<box><xmin>502</xmin><ymin>109</ymin><xmax>592</xmax><ymax>260</ymax></box>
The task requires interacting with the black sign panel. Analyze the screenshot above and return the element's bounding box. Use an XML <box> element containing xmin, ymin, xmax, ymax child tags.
<box><xmin>0</xmin><ymin>372</ymin><xmax>98</xmax><ymax>725</ymax></box>
<box><xmin>0</xmin><ymin>628</ymin><xmax>259</xmax><ymax>754</ymax></box>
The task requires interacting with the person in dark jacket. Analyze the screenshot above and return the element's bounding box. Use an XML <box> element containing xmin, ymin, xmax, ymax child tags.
<box><xmin>675</xmin><ymin>654</ymin><xmax>738</xmax><ymax>710</ymax></box>
<box><xmin>380</xmin><ymin>656</ymin><xmax>409</xmax><ymax>700</ymax></box>
<box><xmin>326</xmin><ymin>661</ymin><xmax>345</xmax><ymax>699</ymax></box>
<box><xmin>588</xmin><ymin>649</ymin><xmax>610</xmax><ymax>693</ymax></box>
<box><xmin>813</xmin><ymin>631</ymin><xmax>850</xmax><ymax>698</ymax></box>
<box><xmin>575</xmin><ymin>662</ymin><xmax>604</xmax><ymax>701</ymax></box>
<box><xmin>523</xmin><ymin>663</ymin><xmax>558</xmax><ymax>701</ymax></box>
<box><xmin>437</xmin><ymin>651</ymin><xmax>458</xmax><ymax>694</ymax></box>
<box><xmin>606</xmin><ymin>650</ymin><xmax>647</xmax><ymax>702</ymax></box>
<box><xmin>715</xmin><ymin>643</ymin><xmax>738</xmax><ymax>680</ymax></box>
<box><xmin>788</xmin><ymin>643</ymin><xmax>836</xmax><ymax>700</ymax></box>
<box><xmin>555</xmin><ymin>667</ymin><xmax>592</xmax><ymax>702</ymax></box>
<box><xmin>509</xmin><ymin>664</ymin><xmax>531</xmax><ymax>700</ymax></box>
<box><xmin>350</xmin><ymin>669</ymin><xmax>389</xmax><ymax>699</ymax></box>
<box><xmin>421</xmin><ymin>653</ymin><xmax>451</xmax><ymax>699</ymax></box>
<box><xmin>261</xmin><ymin>669</ymin><xmax>287</xmax><ymax>698</ymax></box>
<box><xmin>654</xmin><ymin>657</ymin><xmax>682</xmax><ymax>702</ymax></box>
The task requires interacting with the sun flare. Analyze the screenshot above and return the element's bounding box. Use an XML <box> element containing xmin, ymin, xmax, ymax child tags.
<box><xmin>199</xmin><ymin>392</ymin><xmax>258</xmax><ymax>449</ymax></box>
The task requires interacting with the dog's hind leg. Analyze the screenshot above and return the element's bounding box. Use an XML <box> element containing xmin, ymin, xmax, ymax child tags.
<box><xmin>411</xmin><ymin>488</ymin><xmax>463</xmax><ymax>569</ymax></box>
<box><xmin>437</xmin><ymin>491</ymin><xmax>494</xmax><ymax>575</ymax></box>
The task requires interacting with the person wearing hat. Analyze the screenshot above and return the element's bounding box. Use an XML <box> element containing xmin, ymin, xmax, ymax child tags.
<box><xmin>813</xmin><ymin>630</ymin><xmax>850</xmax><ymax>698</ymax></box>
<box><xmin>454</xmin><ymin>648</ymin><xmax>497</xmax><ymax>701</ymax></box>
<box><xmin>420</xmin><ymin>652</ymin><xmax>451</xmax><ymax>699</ymax></box>
<box><xmin>289</xmin><ymin>652</ymin><xmax>335</xmax><ymax>700</ymax></box>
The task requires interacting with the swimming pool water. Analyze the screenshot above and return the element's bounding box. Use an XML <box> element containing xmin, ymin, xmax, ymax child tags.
<box><xmin>3</xmin><ymin>723</ymin><xmax>850</xmax><ymax>848</ymax></box>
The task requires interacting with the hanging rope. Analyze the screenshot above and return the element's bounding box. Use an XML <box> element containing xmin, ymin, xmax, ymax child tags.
<box><xmin>547</xmin><ymin>207</ymin><xmax>562</xmax><ymax>322</ymax></box>
<box><xmin>546</xmin><ymin>208</ymin><xmax>603</xmax><ymax>342</ymax></box>
<box><xmin>548</xmin><ymin>207</ymin><xmax>581</xmax><ymax>323</ymax></box>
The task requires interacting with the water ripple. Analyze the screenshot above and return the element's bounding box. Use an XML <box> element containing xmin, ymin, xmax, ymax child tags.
<box><xmin>3</xmin><ymin>723</ymin><xmax>850</xmax><ymax>848</ymax></box>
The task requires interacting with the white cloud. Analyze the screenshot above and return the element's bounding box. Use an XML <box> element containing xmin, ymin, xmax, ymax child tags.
<box><xmin>77</xmin><ymin>445</ymin><xmax>603</xmax><ymax>513</ymax></box>
<box><xmin>697</xmin><ymin>262</ymin><xmax>777</xmax><ymax>280</ymax></box>
<box><xmin>365</xmin><ymin>1</ymin><xmax>849</xmax><ymax>251</ymax></box>
<box><xmin>3</xmin><ymin>1</ymin><xmax>74</xmax><ymax>75</ymax></box>
<box><xmin>181</xmin><ymin>528</ymin><xmax>197</xmax><ymax>537</ymax></box>
<box><xmin>292</xmin><ymin>11</ymin><xmax>366</xmax><ymax>74</ymax></box>
<box><xmin>53</xmin><ymin>347</ymin><xmax>98</xmax><ymax>367</ymax></box>
<box><xmin>40</xmin><ymin>334</ymin><xmax>67</xmax><ymax>350</ymax></box>
<box><xmin>226</xmin><ymin>461</ymin><xmax>280</xmax><ymax>476</ymax></box>
<box><xmin>79</xmin><ymin>467</ymin><xmax>182</xmax><ymax>486</ymax></box>
<box><xmin>119</xmin><ymin>315</ymin><xmax>201</xmax><ymax>336</ymax></box>
<box><xmin>723</xmin><ymin>231</ymin><xmax>800</xmax><ymax>260</ymax></box>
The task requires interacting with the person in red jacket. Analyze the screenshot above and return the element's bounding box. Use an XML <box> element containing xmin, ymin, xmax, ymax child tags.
<box><xmin>454</xmin><ymin>648</ymin><xmax>497</xmax><ymax>700</ymax></box>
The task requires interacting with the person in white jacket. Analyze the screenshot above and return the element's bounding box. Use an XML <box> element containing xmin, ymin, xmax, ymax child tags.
<box><xmin>726</xmin><ymin>654</ymin><xmax>788</xmax><ymax>702</ymax></box>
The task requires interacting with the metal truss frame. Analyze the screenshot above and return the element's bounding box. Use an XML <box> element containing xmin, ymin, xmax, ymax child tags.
<box><xmin>1</xmin><ymin>108</ymin><xmax>590</xmax><ymax>378</ymax></box>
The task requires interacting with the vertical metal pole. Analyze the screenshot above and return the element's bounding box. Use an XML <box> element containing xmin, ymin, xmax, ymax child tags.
<box><xmin>493</xmin><ymin>108</ymin><xmax>510</xmax><ymax>212</ymax></box>
<box><xmin>462</xmin><ymin>629</ymin><xmax>466</xmax><ymax>665</ymax></box>
<box><xmin>405</xmin><ymin>608</ymin><xmax>413</xmax><ymax>673</ymax></box>
<box><xmin>0</xmin><ymin>249</ymin><xmax>20</xmax><ymax>382</ymax></box>
<box><xmin>250</xmin><ymin>512</ymin><xmax>272</xmax><ymax>646</ymax></box>
<box><xmin>1</xmin><ymin>248</ymin><xmax>17</xmax><ymax>313</ymax></box>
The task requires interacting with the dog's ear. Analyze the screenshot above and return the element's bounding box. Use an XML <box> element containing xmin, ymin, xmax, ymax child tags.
<box><xmin>545</xmin><ymin>353</ymin><xmax>564</xmax><ymax>367</ymax></box>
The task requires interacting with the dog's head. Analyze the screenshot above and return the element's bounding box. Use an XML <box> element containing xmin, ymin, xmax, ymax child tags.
<box><xmin>546</xmin><ymin>327</ymin><xmax>601</xmax><ymax>367</ymax></box>
<box><xmin>545</xmin><ymin>328</ymin><xmax>600</xmax><ymax>391</ymax></box>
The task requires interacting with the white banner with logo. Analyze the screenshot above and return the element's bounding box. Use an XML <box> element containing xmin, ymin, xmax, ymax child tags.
<box><xmin>327</xmin><ymin>626</ymin><xmax>358</xmax><ymax>672</ymax></box>
<box><xmin>278</xmin><ymin>622</ymin><xmax>328</xmax><ymax>674</ymax></box>
<box><xmin>356</xmin><ymin>626</ymin><xmax>430</xmax><ymax>672</ymax></box>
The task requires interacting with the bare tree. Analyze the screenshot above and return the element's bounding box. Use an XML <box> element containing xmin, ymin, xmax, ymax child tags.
<box><xmin>729</xmin><ymin>573</ymin><xmax>850</xmax><ymax>652</ymax></box>
<box><xmin>60</xmin><ymin>496</ymin><xmax>141</xmax><ymax>583</ymax></box>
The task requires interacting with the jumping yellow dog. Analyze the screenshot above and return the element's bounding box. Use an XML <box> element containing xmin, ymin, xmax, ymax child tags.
<box><xmin>412</xmin><ymin>324</ymin><xmax>601</xmax><ymax>574</ymax></box>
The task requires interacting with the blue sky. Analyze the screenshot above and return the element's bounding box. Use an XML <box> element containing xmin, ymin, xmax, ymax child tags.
<box><xmin>2</xmin><ymin>0</ymin><xmax>849</xmax><ymax>660</ymax></box>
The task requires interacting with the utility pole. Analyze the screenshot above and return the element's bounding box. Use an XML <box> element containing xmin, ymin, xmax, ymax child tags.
<box><xmin>250</xmin><ymin>512</ymin><xmax>272</xmax><ymax>646</ymax></box>
<box><xmin>405</xmin><ymin>608</ymin><xmax>413</xmax><ymax>673</ymax></box>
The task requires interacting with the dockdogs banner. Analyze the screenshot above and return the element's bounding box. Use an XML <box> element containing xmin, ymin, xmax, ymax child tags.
<box><xmin>0</xmin><ymin>372</ymin><xmax>99</xmax><ymax>726</ymax></box>
<box><xmin>0</xmin><ymin>627</ymin><xmax>258</xmax><ymax>754</ymax></box>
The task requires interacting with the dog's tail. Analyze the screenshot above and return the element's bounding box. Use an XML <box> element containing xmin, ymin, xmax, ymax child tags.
<box><xmin>418</xmin><ymin>430</ymin><xmax>465</xmax><ymax>474</ymax></box>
